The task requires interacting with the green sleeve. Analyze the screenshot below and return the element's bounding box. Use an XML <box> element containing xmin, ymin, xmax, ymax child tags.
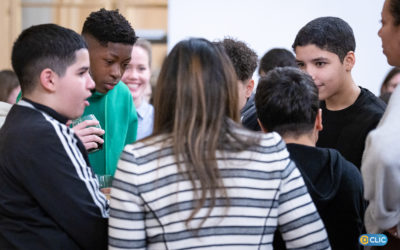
<box><xmin>125</xmin><ymin>93</ymin><xmax>138</xmax><ymax>145</ymax></box>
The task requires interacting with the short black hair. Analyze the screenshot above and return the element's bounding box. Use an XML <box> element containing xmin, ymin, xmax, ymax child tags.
<box><xmin>292</xmin><ymin>16</ymin><xmax>356</xmax><ymax>62</ymax></box>
<box><xmin>12</xmin><ymin>24</ymin><xmax>87</xmax><ymax>94</ymax></box>
<box><xmin>255</xmin><ymin>67</ymin><xmax>319</xmax><ymax>138</ymax></box>
<box><xmin>82</xmin><ymin>8</ymin><xmax>137</xmax><ymax>46</ymax></box>
<box><xmin>390</xmin><ymin>0</ymin><xmax>400</xmax><ymax>26</ymax></box>
<box><xmin>217</xmin><ymin>38</ymin><xmax>258</xmax><ymax>81</ymax></box>
<box><xmin>259</xmin><ymin>48</ymin><xmax>297</xmax><ymax>75</ymax></box>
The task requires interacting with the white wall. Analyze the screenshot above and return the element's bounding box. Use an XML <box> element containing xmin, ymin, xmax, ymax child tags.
<box><xmin>22</xmin><ymin>0</ymin><xmax>53</xmax><ymax>30</ymax></box>
<box><xmin>169</xmin><ymin>0</ymin><xmax>389</xmax><ymax>95</ymax></box>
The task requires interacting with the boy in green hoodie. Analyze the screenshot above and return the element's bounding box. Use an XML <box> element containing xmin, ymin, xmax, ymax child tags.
<box><xmin>75</xmin><ymin>9</ymin><xmax>138</xmax><ymax>176</ymax></box>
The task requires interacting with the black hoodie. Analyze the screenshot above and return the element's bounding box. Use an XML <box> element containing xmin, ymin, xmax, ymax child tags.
<box><xmin>274</xmin><ymin>144</ymin><xmax>365</xmax><ymax>250</ymax></box>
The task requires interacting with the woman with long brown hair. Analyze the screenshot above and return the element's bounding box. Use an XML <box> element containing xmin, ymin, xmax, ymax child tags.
<box><xmin>109</xmin><ymin>38</ymin><xmax>329</xmax><ymax>249</ymax></box>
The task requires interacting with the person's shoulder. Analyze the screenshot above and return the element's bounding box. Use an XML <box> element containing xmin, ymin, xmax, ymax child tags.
<box><xmin>241</xmin><ymin>93</ymin><xmax>255</xmax><ymax>115</ymax></box>
<box><xmin>7</xmin><ymin>104</ymin><xmax>52</xmax><ymax>132</ymax></box>
<box><xmin>328</xmin><ymin>148</ymin><xmax>362</xmax><ymax>184</ymax></box>
<box><xmin>241</xmin><ymin>100</ymin><xmax>260</xmax><ymax>131</ymax></box>
<box><xmin>122</xmin><ymin>134</ymin><xmax>170</xmax><ymax>161</ymax></box>
<box><xmin>259</xmin><ymin>131</ymin><xmax>285</xmax><ymax>147</ymax></box>
<box><xmin>114</xmin><ymin>81</ymin><xmax>133</xmax><ymax>98</ymax></box>
<box><xmin>233</xmin><ymin>129</ymin><xmax>286</xmax><ymax>153</ymax></box>
<box><xmin>119</xmin><ymin>134</ymin><xmax>171</xmax><ymax>174</ymax></box>
<box><xmin>1</xmin><ymin>106</ymin><xmax>66</xmax><ymax>153</ymax></box>
<box><xmin>0</xmin><ymin>102</ymin><xmax>12</xmax><ymax>129</ymax></box>
<box><xmin>0</xmin><ymin>101</ymin><xmax>12</xmax><ymax>116</ymax></box>
<box><xmin>358</xmin><ymin>87</ymin><xmax>386</xmax><ymax>113</ymax></box>
<box><xmin>252</xmin><ymin>131</ymin><xmax>290</xmax><ymax>165</ymax></box>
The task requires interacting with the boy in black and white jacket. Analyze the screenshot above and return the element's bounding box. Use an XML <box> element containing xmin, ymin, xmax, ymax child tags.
<box><xmin>0</xmin><ymin>24</ymin><xmax>107</xmax><ymax>250</ymax></box>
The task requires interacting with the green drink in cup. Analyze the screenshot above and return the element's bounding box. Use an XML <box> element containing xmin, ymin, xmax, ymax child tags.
<box><xmin>71</xmin><ymin>114</ymin><xmax>103</xmax><ymax>153</ymax></box>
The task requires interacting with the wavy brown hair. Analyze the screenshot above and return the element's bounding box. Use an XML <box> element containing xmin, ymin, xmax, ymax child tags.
<box><xmin>153</xmin><ymin>38</ymin><xmax>257</xmax><ymax>228</ymax></box>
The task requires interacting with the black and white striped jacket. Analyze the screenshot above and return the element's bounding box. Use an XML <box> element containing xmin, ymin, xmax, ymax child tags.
<box><xmin>109</xmin><ymin>131</ymin><xmax>331</xmax><ymax>250</ymax></box>
<box><xmin>0</xmin><ymin>99</ymin><xmax>108</xmax><ymax>250</ymax></box>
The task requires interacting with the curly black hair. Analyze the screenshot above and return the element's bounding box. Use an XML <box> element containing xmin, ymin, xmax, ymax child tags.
<box><xmin>82</xmin><ymin>8</ymin><xmax>137</xmax><ymax>46</ymax></box>
<box><xmin>218</xmin><ymin>38</ymin><xmax>258</xmax><ymax>81</ymax></box>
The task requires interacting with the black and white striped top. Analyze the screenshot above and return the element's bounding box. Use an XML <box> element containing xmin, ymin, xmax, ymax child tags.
<box><xmin>109</xmin><ymin>131</ymin><xmax>330</xmax><ymax>249</ymax></box>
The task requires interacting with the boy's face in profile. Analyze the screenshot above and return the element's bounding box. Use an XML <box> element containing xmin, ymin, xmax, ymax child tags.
<box><xmin>237</xmin><ymin>79</ymin><xmax>253</xmax><ymax>111</ymax></box>
<box><xmin>55</xmin><ymin>48</ymin><xmax>94</xmax><ymax>119</ymax></box>
<box><xmin>295</xmin><ymin>44</ymin><xmax>348</xmax><ymax>101</ymax></box>
<box><xmin>379</xmin><ymin>0</ymin><xmax>400</xmax><ymax>66</ymax></box>
<box><xmin>85</xmin><ymin>35</ymin><xmax>133</xmax><ymax>93</ymax></box>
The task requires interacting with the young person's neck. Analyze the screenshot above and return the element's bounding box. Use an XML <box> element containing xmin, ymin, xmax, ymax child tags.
<box><xmin>283</xmin><ymin>132</ymin><xmax>316</xmax><ymax>147</ymax></box>
<box><xmin>325</xmin><ymin>76</ymin><xmax>360</xmax><ymax>111</ymax></box>
<box><xmin>134</xmin><ymin>96</ymin><xmax>143</xmax><ymax>109</ymax></box>
<box><xmin>24</xmin><ymin>92</ymin><xmax>49</xmax><ymax>107</ymax></box>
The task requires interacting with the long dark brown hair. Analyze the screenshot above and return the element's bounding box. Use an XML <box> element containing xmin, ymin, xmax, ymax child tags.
<box><xmin>153</xmin><ymin>38</ymin><xmax>257</xmax><ymax>228</ymax></box>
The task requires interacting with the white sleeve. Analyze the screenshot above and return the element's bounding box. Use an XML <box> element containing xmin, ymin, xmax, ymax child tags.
<box><xmin>278</xmin><ymin>161</ymin><xmax>330</xmax><ymax>249</ymax></box>
<box><xmin>362</xmin><ymin>88</ymin><xmax>400</xmax><ymax>233</ymax></box>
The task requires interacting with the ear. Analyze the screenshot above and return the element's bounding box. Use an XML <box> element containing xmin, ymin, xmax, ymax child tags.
<box><xmin>315</xmin><ymin>108</ymin><xmax>323</xmax><ymax>131</ymax></box>
<box><xmin>245</xmin><ymin>79</ymin><xmax>255</xmax><ymax>98</ymax></box>
<box><xmin>257</xmin><ymin>118</ymin><xmax>268</xmax><ymax>133</ymax></box>
<box><xmin>39</xmin><ymin>68</ymin><xmax>57</xmax><ymax>92</ymax></box>
<box><xmin>344</xmin><ymin>51</ymin><xmax>355</xmax><ymax>71</ymax></box>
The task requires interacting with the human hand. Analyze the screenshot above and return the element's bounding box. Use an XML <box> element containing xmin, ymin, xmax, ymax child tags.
<box><xmin>72</xmin><ymin>119</ymin><xmax>105</xmax><ymax>151</ymax></box>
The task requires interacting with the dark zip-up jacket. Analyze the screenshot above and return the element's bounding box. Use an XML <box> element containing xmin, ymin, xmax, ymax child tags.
<box><xmin>0</xmin><ymin>99</ymin><xmax>108</xmax><ymax>250</ymax></box>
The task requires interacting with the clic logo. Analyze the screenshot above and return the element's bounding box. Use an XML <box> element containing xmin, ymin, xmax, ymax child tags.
<box><xmin>359</xmin><ymin>234</ymin><xmax>388</xmax><ymax>246</ymax></box>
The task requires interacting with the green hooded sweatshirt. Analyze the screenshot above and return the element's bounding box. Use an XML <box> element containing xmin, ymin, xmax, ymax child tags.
<box><xmin>84</xmin><ymin>81</ymin><xmax>137</xmax><ymax>176</ymax></box>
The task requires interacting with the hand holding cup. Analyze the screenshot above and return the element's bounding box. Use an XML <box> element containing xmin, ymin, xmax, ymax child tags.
<box><xmin>72</xmin><ymin>114</ymin><xmax>105</xmax><ymax>153</ymax></box>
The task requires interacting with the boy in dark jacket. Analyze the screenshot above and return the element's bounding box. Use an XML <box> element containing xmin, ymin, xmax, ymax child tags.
<box><xmin>0</xmin><ymin>24</ymin><xmax>108</xmax><ymax>250</ymax></box>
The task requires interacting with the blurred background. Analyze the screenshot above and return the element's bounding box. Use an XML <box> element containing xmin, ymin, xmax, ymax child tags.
<box><xmin>1</xmin><ymin>0</ymin><xmax>389</xmax><ymax>95</ymax></box>
<box><xmin>1</xmin><ymin>0</ymin><xmax>168</xmax><ymax>83</ymax></box>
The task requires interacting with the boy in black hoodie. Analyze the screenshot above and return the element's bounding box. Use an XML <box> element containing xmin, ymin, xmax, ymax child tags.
<box><xmin>255</xmin><ymin>66</ymin><xmax>365</xmax><ymax>249</ymax></box>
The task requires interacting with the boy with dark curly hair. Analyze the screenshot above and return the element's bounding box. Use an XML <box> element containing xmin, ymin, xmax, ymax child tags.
<box><xmin>74</xmin><ymin>8</ymin><xmax>138</xmax><ymax>177</ymax></box>
<box><xmin>216</xmin><ymin>38</ymin><xmax>257</xmax><ymax>111</ymax></box>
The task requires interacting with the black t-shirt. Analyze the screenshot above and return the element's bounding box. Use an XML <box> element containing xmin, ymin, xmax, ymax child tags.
<box><xmin>316</xmin><ymin>87</ymin><xmax>386</xmax><ymax>169</ymax></box>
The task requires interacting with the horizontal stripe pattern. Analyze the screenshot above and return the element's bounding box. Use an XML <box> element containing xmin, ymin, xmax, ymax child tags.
<box><xmin>109</xmin><ymin>131</ymin><xmax>330</xmax><ymax>249</ymax></box>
